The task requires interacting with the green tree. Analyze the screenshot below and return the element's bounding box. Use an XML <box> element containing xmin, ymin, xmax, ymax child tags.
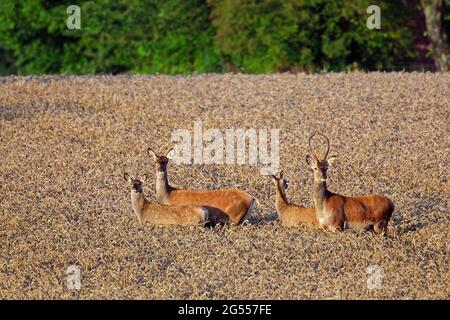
<box><xmin>209</xmin><ymin>0</ymin><xmax>415</xmax><ymax>72</ymax></box>
<box><xmin>0</xmin><ymin>0</ymin><xmax>220</xmax><ymax>74</ymax></box>
<box><xmin>0</xmin><ymin>0</ymin><xmax>423</xmax><ymax>75</ymax></box>
<box><xmin>420</xmin><ymin>0</ymin><xmax>449</xmax><ymax>71</ymax></box>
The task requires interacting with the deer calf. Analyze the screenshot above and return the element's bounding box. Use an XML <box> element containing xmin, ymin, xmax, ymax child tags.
<box><xmin>124</xmin><ymin>173</ymin><xmax>228</xmax><ymax>226</ymax></box>
<box><xmin>270</xmin><ymin>170</ymin><xmax>318</xmax><ymax>228</ymax></box>
<box><xmin>305</xmin><ymin>133</ymin><xmax>394</xmax><ymax>234</ymax></box>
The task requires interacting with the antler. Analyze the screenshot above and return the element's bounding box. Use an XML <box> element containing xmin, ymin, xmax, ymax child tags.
<box><xmin>322</xmin><ymin>134</ymin><xmax>330</xmax><ymax>160</ymax></box>
<box><xmin>308</xmin><ymin>133</ymin><xmax>320</xmax><ymax>160</ymax></box>
<box><xmin>308</xmin><ymin>133</ymin><xmax>330</xmax><ymax>160</ymax></box>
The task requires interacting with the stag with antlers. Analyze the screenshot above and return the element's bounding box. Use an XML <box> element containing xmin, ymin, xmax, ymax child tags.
<box><xmin>305</xmin><ymin>133</ymin><xmax>394</xmax><ymax>234</ymax></box>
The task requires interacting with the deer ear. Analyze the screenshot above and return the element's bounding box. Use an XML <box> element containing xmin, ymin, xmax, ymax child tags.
<box><xmin>271</xmin><ymin>170</ymin><xmax>281</xmax><ymax>179</ymax></box>
<box><xmin>148</xmin><ymin>148</ymin><xmax>157</xmax><ymax>161</ymax></box>
<box><xmin>306</xmin><ymin>155</ymin><xmax>315</xmax><ymax>168</ymax></box>
<box><xmin>166</xmin><ymin>148</ymin><xmax>175</xmax><ymax>160</ymax></box>
<box><xmin>140</xmin><ymin>174</ymin><xmax>147</xmax><ymax>182</ymax></box>
<box><xmin>124</xmin><ymin>173</ymin><xmax>132</xmax><ymax>182</ymax></box>
<box><xmin>279</xmin><ymin>170</ymin><xmax>284</xmax><ymax>179</ymax></box>
<box><xmin>327</xmin><ymin>155</ymin><xmax>337</xmax><ymax>166</ymax></box>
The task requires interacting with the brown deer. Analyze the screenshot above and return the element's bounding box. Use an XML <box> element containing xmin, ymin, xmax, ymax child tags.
<box><xmin>124</xmin><ymin>173</ymin><xmax>228</xmax><ymax>226</ymax></box>
<box><xmin>270</xmin><ymin>170</ymin><xmax>318</xmax><ymax>228</ymax></box>
<box><xmin>148</xmin><ymin>148</ymin><xmax>255</xmax><ymax>225</ymax></box>
<box><xmin>305</xmin><ymin>133</ymin><xmax>394</xmax><ymax>234</ymax></box>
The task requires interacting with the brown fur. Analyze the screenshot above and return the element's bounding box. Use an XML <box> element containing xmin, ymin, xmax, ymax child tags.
<box><xmin>323</xmin><ymin>193</ymin><xmax>394</xmax><ymax>233</ymax></box>
<box><xmin>148</xmin><ymin>148</ymin><xmax>254</xmax><ymax>225</ymax></box>
<box><xmin>124</xmin><ymin>173</ymin><xmax>229</xmax><ymax>226</ymax></box>
<box><xmin>306</xmin><ymin>134</ymin><xmax>394</xmax><ymax>234</ymax></box>
<box><xmin>165</xmin><ymin>189</ymin><xmax>253</xmax><ymax>224</ymax></box>
<box><xmin>271</xmin><ymin>171</ymin><xmax>318</xmax><ymax>228</ymax></box>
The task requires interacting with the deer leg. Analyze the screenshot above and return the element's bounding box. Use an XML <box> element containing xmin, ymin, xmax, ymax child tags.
<box><xmin>363</xmin><ymin>223</ymin><xmax>375</xmax><ymax>232</ymax></box>
<box><xmin>241</xmin><ymin>198</ymin><xmax>254</xmax><ymax>225</ymax></box>
<box><xmin>327</xmin><ymin>225</ymin><xmax>341</xmax><ymax>232</ymax></box>
<box><xmin>373</xmin><ymin>220</ymin><xmax>387</xmax><ymax>235</ymax></box>
<box><xmin>224</xmin><ymin>202</ymin><xmax>244</xmax><ymax>225</ymax></box>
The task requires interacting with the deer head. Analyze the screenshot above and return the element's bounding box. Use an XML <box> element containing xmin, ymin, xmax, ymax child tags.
<box><xmin>270</xmin><ymin>170</ymin><xmax>289</xmax><ymax>197</ymax></box>
<box><xmin>124</xmin><ymin>173</ymin><xmax>147</xmax><ymax>193</ymax></box>
<box><xmin>147</xmin><ymin>148</ymin><xmax>175</xmax><ymax>172</ymax></box>
<box><xmin>305</xmin><ymin>133</ymin><xmax>336</xmax><ymax>182</ymax></box>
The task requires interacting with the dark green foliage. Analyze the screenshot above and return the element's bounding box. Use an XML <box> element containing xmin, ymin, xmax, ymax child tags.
<box><xmin>0</xmin><ymin>0</ymin><xmax>220</xmax><ymax>74</ymax></box>
<box><xmin>210</xmin><ymin>0</ymin><xmax>415</xmax><ymax>72</ymax></box>
<box><xmin>0</xmin><ymin>0</ymin><xmax>421</xmax><ymax>74</ymax></box>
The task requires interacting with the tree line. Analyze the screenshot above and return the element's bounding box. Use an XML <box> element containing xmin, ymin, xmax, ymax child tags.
<box><xmin>0</xmin><ymin>0</ymin><xmax>448</xmax><ymax>75</ymax></box>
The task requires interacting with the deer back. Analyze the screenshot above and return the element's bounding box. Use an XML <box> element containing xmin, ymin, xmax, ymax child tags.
<box><xmin>140</xmin><ymin>203</ymin><xmax>206</xmax><ymax>225</ymax></box>
<box><xmin>166</xmin><ymin>189</ymin><xmax>253</xmax><ymax>224</ymax></box>
<box><xmin>280</xmin><ymin>205</ymin><xmax>318</xmax><ymax>228</ymax></box>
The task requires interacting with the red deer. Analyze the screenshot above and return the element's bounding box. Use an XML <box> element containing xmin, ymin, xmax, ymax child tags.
<box><xmin>124</xmin><ymin>173</ymin><xmax>228</xmax><ymax>226</ymax></box>
<box><xmin>148</xmin><ymin>148</ymin><xmax>255</xmax><ymax>225</ymax></box>
<box><xmin>305</xmin><ymin>133</ymin><xmax>394</xmax><ymax>234</ymax></box>
<box><xmin>270</xmin><ymin>170</ymin><xmax>318</xmax><ymax>228</ymax></box>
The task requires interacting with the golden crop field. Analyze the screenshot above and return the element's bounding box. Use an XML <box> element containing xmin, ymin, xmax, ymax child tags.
<box><xmin>0</xmin><ymin>73</ymin><xmax>448</xmax><ymax>299</ymax></box>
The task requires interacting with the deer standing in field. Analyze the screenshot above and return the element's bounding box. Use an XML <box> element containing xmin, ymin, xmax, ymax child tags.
<box><xmin>124</xmin><ymin>173</ymin><xmax>229</xmax><ymax>226</ymax></box>
<box><xmin>270</xmin><ymin>170</ymin><xmax>318</xmax><ymax>228</ymax></box>
<box><xmin>305</xmin><ymin>133</ymin><xmax>394</xmax><ymax>234</ymax></box>
<box><xmin>148</xmin><ymin>148</ymin><xmax>255</xmax><ymax>225</ymax></box>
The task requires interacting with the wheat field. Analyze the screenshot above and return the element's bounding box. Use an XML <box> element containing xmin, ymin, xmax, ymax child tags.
<box><xmin>0</xmin><ymin>73</ymin><xmax>448</xmax><ymax>299</ymax></box>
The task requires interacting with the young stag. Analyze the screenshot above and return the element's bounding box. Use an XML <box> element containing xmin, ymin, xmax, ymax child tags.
<box><xmin>148</xmin><ymin>148</ymin><xmax>255</xmax><ymax>225</ymax></box>
<box><xmin>270</xmin><ymin>170</ymin><xmax>318</xmax><ymax>228</ymax></box>
<box><xmin>305</xmin><ymin>133</ymin><xmax>394</xmax><ymax>234</ymax></box>
<box><xmin>124</xmin><ymin>173</ymin><xmax>228</xmax><ymax>226</ymax></box>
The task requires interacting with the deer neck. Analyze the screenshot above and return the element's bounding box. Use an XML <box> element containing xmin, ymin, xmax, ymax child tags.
<box><xmin>130</xmin><ymin>190</ymin><xmax>145</xmax><ymax>223</ymax></box>
<box><xmin>156</xmin><ymin>170</ymin><xmax>171</xmax><ymax>204</ymax></box>
<box><xmin>274</xmin><ymin>181</ymin><xmax>289</xmax><ymax>213</ymax></box>
<box><xmin>312</xmin><ymin>178</ymin><xmax>329</xmax><ymax>214</ymax></box>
